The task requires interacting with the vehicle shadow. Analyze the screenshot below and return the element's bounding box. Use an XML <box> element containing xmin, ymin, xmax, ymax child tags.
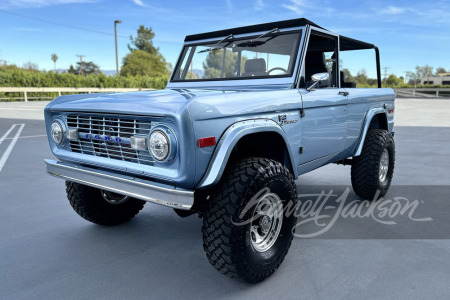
<box><xmin>55</xmin><ymin>207</ymin><xmax>257</xmax><ymax>298</ymax></box>
<box><xmin>51</xmin><ymin>182</ymin><xmax>445</xmax><ymax>298</ymax></box>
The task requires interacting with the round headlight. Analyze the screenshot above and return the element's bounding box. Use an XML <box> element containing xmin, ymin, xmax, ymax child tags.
<box><xmin>149</xmin><ymin>130</ymin><xmax>170</xmax><ymax>161</ymax></box>
<box><xmin>51</xmin><ymin>120</ymin><xmax>64</xmax><ymax>144</ymax></box>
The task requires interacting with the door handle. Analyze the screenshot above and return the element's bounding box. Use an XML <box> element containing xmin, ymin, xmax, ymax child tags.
<box><xmin>338</xmin><ymin>91</ymin><xmax>349</xmax><ymax>96</ymax></box>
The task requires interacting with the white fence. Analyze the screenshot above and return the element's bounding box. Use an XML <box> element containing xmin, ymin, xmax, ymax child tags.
<box><xmin>393</xmin><ymin>88</ymin><xmax>450</xmax><ymax>98</ymax></box>
<box><xmin>0</xmin><ymin>87</ymin><xmax>154</xmax><ymax>102</ymax></box>
<box><xmin>1</xmin><ymin>87</ymin><xmax>449</xmax><ymax>101</ymax></box>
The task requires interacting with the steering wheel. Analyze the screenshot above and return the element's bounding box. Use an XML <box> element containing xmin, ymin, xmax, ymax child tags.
<box><xmin>267</xmin><ymin>67</ymin><xmax>288</xmax><ymax>75</ymax></box>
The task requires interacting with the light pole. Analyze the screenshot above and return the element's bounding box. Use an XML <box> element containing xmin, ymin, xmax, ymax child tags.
<box><xmin>114</xmin><ymin>20</ymin><xmax>122</xmax><ymax>76</ymax></box>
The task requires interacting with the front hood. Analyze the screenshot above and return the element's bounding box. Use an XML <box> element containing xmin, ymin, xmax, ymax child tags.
<box><xmin>47</xmin><ymin>89</ymin><xmax>225</xmax><ymax>117</ymax></box>
<box><xmin>46</xmin><ymin>86</ymin><xmax>295</xmax><ymax>119</ymax></box>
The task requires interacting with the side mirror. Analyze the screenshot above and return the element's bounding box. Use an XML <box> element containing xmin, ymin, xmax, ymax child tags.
<box><xmin>307</xmin><ymin>72</ymin><xmax>330</xmax><ymax>91</ymax></box>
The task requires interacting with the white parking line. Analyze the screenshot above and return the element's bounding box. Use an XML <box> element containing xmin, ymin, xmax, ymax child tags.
<box><xmin>0</xmin><ymin>124</ymin><xmax>17</xmax><ymax>146</ymax></box>
<box><xmin>0</xmin><ymin>107</ymin><xmax>44</xmax><ymax>111</ymax></box>
<box><xmin>0</xmin><ymin>124</ymin><xmax>25</xmax><ymax>173</ymax></box>
<box><xmin>4</xmin><ymin>134</ymin><xmax>47</xmax><ymax>140</ymax></box>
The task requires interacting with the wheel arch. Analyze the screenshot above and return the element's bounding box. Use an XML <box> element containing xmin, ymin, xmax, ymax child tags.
<box><xmin>368</xmin><ymin>113</ymin><xmax>388</xmax><ymax>131</ymax></box>
<box><xmin>354</xmin><ymin>108</ymin><xmax>389</xmax><ymax>157</ymax></box>
<box><xmin>196</xmin><ymin>119</ymin><xmax>297</xmax><ymax>189</ymax></box>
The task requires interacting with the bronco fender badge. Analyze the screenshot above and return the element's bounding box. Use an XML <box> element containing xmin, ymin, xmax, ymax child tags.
<box><xmin>278</xmin><ymin>115</ymin><xmax>298</xmax><ymax>126</ymax></box>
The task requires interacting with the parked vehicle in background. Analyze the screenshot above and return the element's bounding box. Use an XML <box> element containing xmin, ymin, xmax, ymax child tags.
<box><xmin>44</xmin><ymin>18</ymin><xmax>395</xmax><ymax>282</ymax></box>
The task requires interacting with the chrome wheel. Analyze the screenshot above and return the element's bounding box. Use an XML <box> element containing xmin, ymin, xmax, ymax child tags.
<box><xmin>379</xmin><ymin>149</ymin><xmax>389</xmax><ymax>183</ymax></box>
<box><xmin>101</xmin><ymin>190</ymin><xmax>129</xmax><ymax>205</ymax></box>
<box><xmin>250</xmin><ymin>192</ymin><xmax>283</xmax><ymax>252</ymax></box>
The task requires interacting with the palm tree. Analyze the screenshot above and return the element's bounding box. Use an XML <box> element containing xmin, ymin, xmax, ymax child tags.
<box><xmin>51</xmin><ymin>53</ymin><xmax>58</xmax><ymax>72</ymax></box>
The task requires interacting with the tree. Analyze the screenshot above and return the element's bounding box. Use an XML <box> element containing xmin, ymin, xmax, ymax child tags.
<box><xmin>416</xmin><ymin>65</ymin><xmax>433</xmax><ymax>82</ymax></box>
<box><xmin>51</xmin><ymin>54</ymin><xmax>58</xmax><ymax>71</ymax></box>
<box><xmin>67</xmin><ymin>65</ymin><xmax>76</xmax><ymax>74</ymax></box>
<box><xmin>67</xmin><ymin>61</ymin><xmax>101</xmax><ymax>75</ymax></box>
<box><xmin>435</xmin><ymin>67</ymin><xmax>447</xmax><ymax>76</ymax></box>
<box><xmin>349</xmin><ymin>69</ymin><xmax>378</xmax><ymax>87</ymax></box>
<box><xmin>185</xmin><ymin>71</ymin><xmax>198</xmax><ymax>79</ymax></box>
<box><xmin>128</xmin><ymin>25</ymin><xmax>157</xmax><ymax>55</ymax></box>
<box><xmin>341</xmin><ymin>68</ymin><xmax>355</xmax><ymax>83</ymax></box>
<box><xmin>354</xmin><ymin>69</ymin><xmax>368</xmax><ymax>85</ymax></box>
<box><xmin>121</xmin><ymin>50</ymin><xmax>169</xmax><ymax>77</ymax></box>
<box><xmin>203</xmin><ymin>49</ymin><xmax>247</xmax><ymax>78</ymax></box>
<box><xmin>406</xmin><ymin>69</ymin><xmax>420</xmax><ymax>88</ymax></box>
<box><xmin>0</xmin><ymin>60</ymin><xmax>21</xmax><ymax>72</ymax></box>
<box><xmin>22</xmin><ymin>62</ymin><xmax>39</xmax><ymax>72</ymax></box>
<box><xmin>80</xmin><ymin>61</ymin><xmax>101</xmax><ymax>75</ymax></box>
<box><xmin>122</xmin><ymin>25</ymin><xmax>169</xmax><ymax>77</ymax></box>
<box><xmin>385</xmin><ymin>74</ymin><xmax>404</xmax><ymax>87</ymax></box>
<box><xmin>406</xmin><ymin>65</ymin><xmax>435</xmax><ymax>86</ymax></box>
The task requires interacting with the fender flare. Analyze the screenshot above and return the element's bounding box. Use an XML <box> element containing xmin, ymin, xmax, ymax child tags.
<box><xmin>353</xmin><ymin>107</ymin><xmax>389</xmax><ymax>157</ymax></box>
<box><xmin>196</xmin><ymin>119</ymin><xmax>297</xmax><ymax>188</ymax></box>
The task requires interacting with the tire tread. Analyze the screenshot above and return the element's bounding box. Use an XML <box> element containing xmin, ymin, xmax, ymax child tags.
<box><xmin>202</xmin><ymin>157</ymin><xmax>297</xmax><ymax>283</ymax></box>
<box><xmin>66</xmin><ymin>182</ymin><xmax>145</xmax><ymax>225</ymax></box>
<box><xmin>351</xmin><ymin>129</ymin><xmax>395</xmax><ymax>199</ymax></box>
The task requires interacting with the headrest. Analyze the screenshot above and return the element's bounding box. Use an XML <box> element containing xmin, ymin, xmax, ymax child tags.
<box><xmin>305</xmin><ymin>52</ymin><xmax>326</xmax><ymax>67</ymax></box>
<box><xmin>244</xmin><ymin>58</ymin><xmax>266</xmax><ymax>73</ymax></box>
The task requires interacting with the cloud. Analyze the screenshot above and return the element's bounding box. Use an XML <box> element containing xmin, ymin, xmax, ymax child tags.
<box><xmin>372</xmin><ymin>2</ymin><xmax>450</xmax><ymax>26</ymax></box>
<box><xmin>0</xmin><ymin>0</ymin><xmax>96</xmax><ymax>9</ymax></box>
<box><xmin>282</xmin><ymin>0</ymin><xmax>335</xmax><ymax>17</ymax></box>
<box><xmin>378</xmin><ymin>5</ymin><xmax>407</xmax><ymax>15</ymax></box>
<box><xmin>131</xmin><ymin>0</ymin><xmax>146</xmax><ymax>7</ymax></box>
<box><xmin>282</xmin><ymin>0</ymin><xmax>307</xmax><ymax>14</ymax></box>
<box><xmin>254</xmin><ymin>0</ymin><xmax>264</xmax><ymax>11</ymax></box>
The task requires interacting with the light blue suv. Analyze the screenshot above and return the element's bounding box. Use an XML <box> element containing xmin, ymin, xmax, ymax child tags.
<box><xmin>44</xmin><ymin>18</ymin><xmax>395</xmax><ymax>282</ymax></box>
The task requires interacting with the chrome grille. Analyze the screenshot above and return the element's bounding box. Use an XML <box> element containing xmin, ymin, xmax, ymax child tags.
<box><xmin>67</xmin><ymin>114</ymin><xmax>154</xmax><ymax>166</ymax></box>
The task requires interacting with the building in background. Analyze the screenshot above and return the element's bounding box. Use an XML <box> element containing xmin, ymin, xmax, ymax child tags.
<box><xmin>421</xmin><ymin>73</ymin><xmax>450</xmax><ymax>85</ymax></box>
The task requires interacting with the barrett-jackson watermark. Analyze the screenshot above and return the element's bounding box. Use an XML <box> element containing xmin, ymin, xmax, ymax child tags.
<box><xmin>232</xmin><ymin>187</ymin><xmax>433</xmax><ymax>238</ymax></box>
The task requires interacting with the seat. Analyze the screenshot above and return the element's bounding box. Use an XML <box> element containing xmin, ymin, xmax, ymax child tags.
<box><xmin>340</xmin><ymin>71</ymin><xmax>356</xmax><ymax>88</ymax></box>
<box><xmin>241</xmin><ymin>58</ymin><xmax>266</xmax><ymax>77</ymax></box>
<box><xmin>305</xmin><ymin>52</ymin><xmax>330</xmax><ymax>87</ymax></box>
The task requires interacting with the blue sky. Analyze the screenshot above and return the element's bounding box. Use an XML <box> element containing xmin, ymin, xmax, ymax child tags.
<box><xmin>0</xmin><ymin>0</ymin><xmax>449</xmax><ymax>78</ymax></box>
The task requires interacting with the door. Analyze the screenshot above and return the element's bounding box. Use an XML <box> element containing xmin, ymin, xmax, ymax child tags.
<box><xmin>298</xmin><ymin>30</ymin><xmax>348</xmax><ymax>167</ymax></box>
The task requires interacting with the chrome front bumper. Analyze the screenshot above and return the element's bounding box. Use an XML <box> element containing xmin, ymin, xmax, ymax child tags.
<box><xmin>45</xmin><ymin>159</ymin><xmax>194</xmax><ymax>210</ymax></box>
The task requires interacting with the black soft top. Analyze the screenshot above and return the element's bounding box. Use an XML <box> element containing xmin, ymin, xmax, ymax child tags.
<box><xmin>184</xmin><ymin>18</ymin><xmax>376</xmax><ymax>50</ymax></box>
<box><xmin>184</xmin><ymin>18</ymin><xmax>323</xmax><ymax>42</ymax></box>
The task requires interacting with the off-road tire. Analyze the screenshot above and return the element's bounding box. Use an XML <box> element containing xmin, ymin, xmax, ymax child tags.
<box><xmin>66</xmin><ymin>181</ymin><xmax>146</xmax><ymax>225</ymax></box>
<box><xmin>351</xmin><ymin>129</ymin><xmax>395</xmax><ymax>200</ymax></box>
<box><xmin>202</xmin><ymin>158</ymin><xmax>298</xmax><ymax>283</ymax></box>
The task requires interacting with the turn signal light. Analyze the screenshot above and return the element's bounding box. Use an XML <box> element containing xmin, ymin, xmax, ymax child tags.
<box><xmin>66</xmin><ymin>128</ymin><xmax>79</xmax><ymax>140</ymax></box>
<box><xmin>198</xmin><ymin>136</ymin><xmax>216</xmax><ymax>148</ymax></box>
<box><xmin>130</xmin><ymin>136</ymin><xmax>148</xmax><ymax>151</ymax></box>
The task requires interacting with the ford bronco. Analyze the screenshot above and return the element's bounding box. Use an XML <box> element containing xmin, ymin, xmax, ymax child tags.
<box><xmin>44</xmin><ymin>18</ymin><xmax>395</xmax><ymax>282</ymax></box>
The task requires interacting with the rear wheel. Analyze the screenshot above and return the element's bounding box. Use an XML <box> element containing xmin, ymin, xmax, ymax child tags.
<box><xmin>202</xmin><ymin>158</ymin><xmax>298</xmax><ymax>283</ymax></box>
<box><xmin>66</xmin><ymin>181</ymin><xmax>145</xmax><ymax>225</ymax></box>
<box><xmin>351</xmin><ymin>129</ymin><xmax>395</xmax><ymax>200</ymax></box>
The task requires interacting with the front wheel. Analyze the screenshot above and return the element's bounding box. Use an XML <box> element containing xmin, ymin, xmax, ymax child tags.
<box><xmin>202</xmin><ymin>158</ymin><xmax>298</xmax><ymax>283</ymax></box>
<box><xmin>351</xmin><ymin>129</ymin><xmax>395</xmax><ymax>200</ymax></box>
<box><xmin>66</xmin><ymin>182</ymin><xmax>146</xmax><ymax>225</ymax></box>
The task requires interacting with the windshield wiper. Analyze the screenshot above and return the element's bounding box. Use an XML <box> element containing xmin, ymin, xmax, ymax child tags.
<box><xmin>198</xmin><ymin>34</ymin><xmax>234</xmax><ymax>53</ymax></box>
<box><xmin>236</xmin><ymin>28</ymin><xmax>279</xmax><ymax>48</ymax></box>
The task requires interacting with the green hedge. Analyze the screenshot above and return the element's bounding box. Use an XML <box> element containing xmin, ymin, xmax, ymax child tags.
<box><xmin>0</xmin><ymin>69</ymin><xmax>169</xmax><ymax>89</ymax></box>
<box><xmin>0</xmin><ymin>69</ymin><xmax>170</xmax><ymax>101</ymax></box>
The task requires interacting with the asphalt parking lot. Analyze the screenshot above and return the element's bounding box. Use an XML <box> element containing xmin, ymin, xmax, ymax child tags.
<box><xmin>1</xmin><ymin>99</ymin><xmax>450</xmax><ymax>299</ymax></box>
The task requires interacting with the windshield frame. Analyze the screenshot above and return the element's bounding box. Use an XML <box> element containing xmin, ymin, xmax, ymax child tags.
<box><xmin>169</xmin><ymin>28</ymin><xmax>304</xmax><ymax>85</ymax></box>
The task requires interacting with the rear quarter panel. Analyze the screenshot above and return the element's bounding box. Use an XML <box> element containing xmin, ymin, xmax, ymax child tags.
<box><xmin>345</xmin><ymin>88</ymin><xmax>395</xmax><ymax>156</ymax></box>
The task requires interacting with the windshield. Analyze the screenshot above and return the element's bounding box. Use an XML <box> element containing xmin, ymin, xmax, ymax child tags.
<box><xmin>171</xmin><ymin>30</ymin><xmax>301</xmax><ymax>82</ymax></box>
